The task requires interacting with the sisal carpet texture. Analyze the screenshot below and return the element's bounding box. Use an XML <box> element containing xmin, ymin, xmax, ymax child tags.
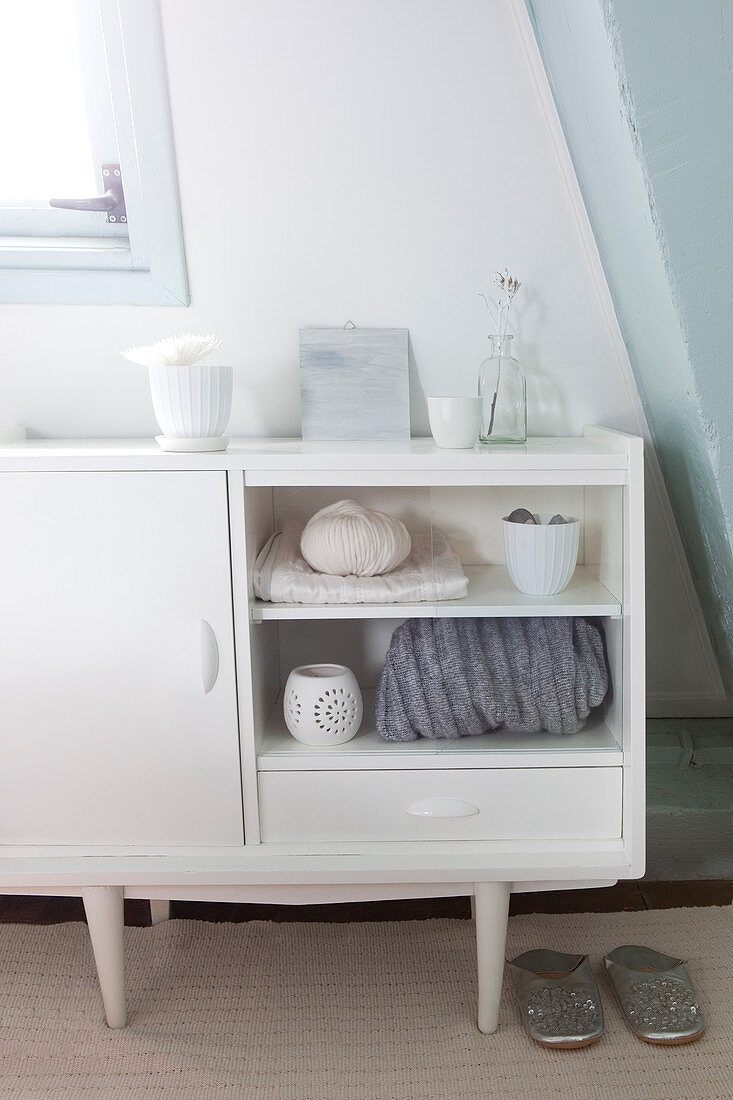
<box><xmin>0</xmin><ymin>906</ymin><xmax>730</xmax><ymax>1099</ymax></box>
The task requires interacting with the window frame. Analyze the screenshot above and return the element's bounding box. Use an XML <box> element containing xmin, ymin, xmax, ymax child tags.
<box><xmin>0</xmin><ymin>0</ymin><xmax>189</xmax><ymax>306</ymax></box>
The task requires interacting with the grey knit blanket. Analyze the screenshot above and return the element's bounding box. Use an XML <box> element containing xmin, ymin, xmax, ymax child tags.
<box><xmin>375</xmin><ymin>617</ymin><xmax>608</xmax><ymax>741</ymax></box>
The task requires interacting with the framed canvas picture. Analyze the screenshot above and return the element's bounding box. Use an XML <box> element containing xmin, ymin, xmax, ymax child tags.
<box><xmin>299</xmin><ymin>327</ymin><xmax>410</xmax><ymax>441</ymax></box>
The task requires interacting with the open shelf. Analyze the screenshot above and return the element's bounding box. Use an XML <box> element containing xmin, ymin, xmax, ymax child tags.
<box><xmin>437</xmin><ymin>566</ymin><xmax>620</xmax><ymax>617</ymax></box>
<box><xmin>250</xmin><ymin>565</ymin><xmax>621</xmax><ymax>621</ymax></box>
<box><xmin>257</xmin><ymin>693</ymin><xmax>623</xmax><ymax>770</ymax></box>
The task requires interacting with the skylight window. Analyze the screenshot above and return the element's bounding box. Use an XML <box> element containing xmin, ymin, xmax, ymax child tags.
<box><xmin>0</xmin><ymin>0</ymin><xmax>188</xmax><ymax>306</ymax></box>
<box><xmin>0</xmin><ymin>1</ymin><xmax>99</xmax><ymax>203</ymax></box>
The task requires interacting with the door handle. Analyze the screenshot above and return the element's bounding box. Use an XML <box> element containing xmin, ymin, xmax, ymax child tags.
<box><xmin>200</xmin><ymin>620</ymin><xmax>219</xmax><ymax>694</ymax></box>
<box><xmin>406</xmin><ymin>797</ymin><xmax>480</xmax><ymax>818</ymax></box>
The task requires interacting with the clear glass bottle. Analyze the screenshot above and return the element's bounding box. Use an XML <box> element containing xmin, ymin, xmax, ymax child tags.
<box><xmin>478</xmin><ymin>334</ymin><xmax>527</xmax><ymax>444</ymax></box>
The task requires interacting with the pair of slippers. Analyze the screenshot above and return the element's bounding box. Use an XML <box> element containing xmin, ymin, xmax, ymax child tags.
<box><xmin>508</xmin><ymin>946</ymin><xmax>704</xmax><ymax>1048</ymax></box>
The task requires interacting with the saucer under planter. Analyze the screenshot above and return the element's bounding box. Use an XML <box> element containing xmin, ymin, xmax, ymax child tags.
<box><xmin>155</xmin><ymin>434</ymin><xmax>230</xmax><ymax>453</ymax></box>
<box><xmin>148</xmin><ymin>362</ymin><xmax>232</xmax><ymax>452</ymax></box>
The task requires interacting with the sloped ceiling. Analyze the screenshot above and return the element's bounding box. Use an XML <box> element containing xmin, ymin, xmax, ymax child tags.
<box><xmin>527</xmin><ymin>0</ymin><xmax>733</xmax><ymax>697</ymax></box>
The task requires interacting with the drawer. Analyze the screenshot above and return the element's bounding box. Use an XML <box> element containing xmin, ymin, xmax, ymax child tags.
<box><xmin>258</xmin><ymin>768</ymin><xmax>622</xmax><ymax>843</ymax></box>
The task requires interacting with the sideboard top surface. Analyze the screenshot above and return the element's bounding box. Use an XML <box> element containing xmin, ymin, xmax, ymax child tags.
<box><xmin>0</xmin><ymin>430</ymin><xmax>635</xmax><ymax>475</ymax></box>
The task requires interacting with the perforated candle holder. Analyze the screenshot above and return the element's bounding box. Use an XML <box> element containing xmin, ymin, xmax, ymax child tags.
<box><xmin>283</xmin><ymin>664</ymin><xmax>363</xmax><ymax>746</ymax></box>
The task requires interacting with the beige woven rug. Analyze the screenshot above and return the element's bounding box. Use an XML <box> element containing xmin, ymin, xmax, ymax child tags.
<box><xmin>0</xmin><ymin>906</ymin><xmax>730</xmax><ymax>1099</ymax></box>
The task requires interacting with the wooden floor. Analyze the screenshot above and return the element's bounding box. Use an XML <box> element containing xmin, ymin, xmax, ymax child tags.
<box><xmin>1</xmin><ymin>881</ymin><xmax>731</xmax><ymax>926</ymax></box>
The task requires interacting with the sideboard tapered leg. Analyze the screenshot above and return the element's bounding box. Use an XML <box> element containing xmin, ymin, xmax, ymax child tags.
<box><xmin>82</xmin><ymin>886</ymin><xmax>126</xmax><ymax>1028</ymax></box>
<box><xmin>473</xmin><ymin>881</ymin><xmax>511</xmax><ymax>1034</ymax></box>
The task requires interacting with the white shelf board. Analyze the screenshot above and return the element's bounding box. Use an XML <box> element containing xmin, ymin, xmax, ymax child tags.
<box><xmin>257</xmin><ymin>694</ymin><xmax>623</xmax><ymax>770</ymax></box>
<box><xmin>438</xmin><ymin>566</ymin><xmax>620</xmax><ymax>617</ymax></box>
<box><xmin>0</xmin><ymin>434</ymin><xmax>629</xmax><ymax>479</ymax></box>
<box><xmin>250</xmin><ymin>565</ymin><xmax>621</xmax><ymax>621</ymax></box>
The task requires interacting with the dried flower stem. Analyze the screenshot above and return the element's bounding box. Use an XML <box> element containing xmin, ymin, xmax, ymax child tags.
<box><xmin>479</xmin><ymin>269</ymin><xmax>521</xmax><ymax>435</ymax></box>
<box><xmin>487</xmin><ymin>383</ymin><xmax>501</xmax><ymax>436</ymax></box>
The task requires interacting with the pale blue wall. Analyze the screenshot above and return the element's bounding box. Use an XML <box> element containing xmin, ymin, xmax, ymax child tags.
<box><xmin>527</xmin><ymin>0</ymin><xmax>733</xmax><ymax>689</ymax></box>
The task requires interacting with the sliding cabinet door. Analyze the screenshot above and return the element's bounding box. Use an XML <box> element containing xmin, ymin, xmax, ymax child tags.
<box><xmin>0</xmin><ymin>472</ymin><xmax>242</xmax><ymax>846</ymax></box>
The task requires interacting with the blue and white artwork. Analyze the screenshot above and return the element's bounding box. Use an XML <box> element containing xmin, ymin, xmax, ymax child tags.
<box><xmin>299</xmin><ymin>327</ymin><xmax>410</xmax><ymax>441</ymax></box>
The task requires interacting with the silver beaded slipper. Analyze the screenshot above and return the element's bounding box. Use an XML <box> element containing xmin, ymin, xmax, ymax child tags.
<box><xmin>604</xmin><ymin>945</ymin><xmax>705</xmax><ymax>1044</ymax></box>
<box><xmin>508</xmin><ymin>950</ymin><xmax>604</xmax><ymax>1048</ymax></box>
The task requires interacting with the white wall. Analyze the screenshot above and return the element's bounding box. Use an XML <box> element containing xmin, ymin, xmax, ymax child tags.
<box><xmin>1</xmin><ymin>0</ymin><xmax>636</xmax><ymax>440</ymax></box>
<box><xmin>0</xmin><ymin>0</ymin><xmax>714</xmax><ymax>707</ymax></box>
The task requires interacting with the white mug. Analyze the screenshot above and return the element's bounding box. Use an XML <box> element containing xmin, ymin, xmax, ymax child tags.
<box><xmin>428</xmin><ymin>396</ymin><xmax>482</xmax><ymax>449</ymax></box>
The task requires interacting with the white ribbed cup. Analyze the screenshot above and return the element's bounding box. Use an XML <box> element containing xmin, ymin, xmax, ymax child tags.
<box><xmin>148</xmin><ymin>363</ymin><xmax>233</xmax><ymax>440</ymax></box>
<box><xmin>502</xmin><ymin>514</ymin><xmax>580</xmax><ymax>595</ymax></box>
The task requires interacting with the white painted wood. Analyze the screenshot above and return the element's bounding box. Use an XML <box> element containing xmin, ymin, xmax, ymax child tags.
<box><xmin>271</xmin><ymin>484</ymin><xmax>592</xmax><ymax>571</ymax></box>
<box><xmin>228</xmin><ymin>471</ymin><xmax>262</xmax><ymax>845</ymax></box>
<box><xmin>200</xmin><ymin>620</ymin><xmax>220</xmax><ymax>694</ymax></box>
<box><xmin>583</xmin><ymin>485</ymin><xmax>624</xmax><ymax>602</ymax></box>
<box><xmin>0</xmin><ymin>878</ymin><xmax>619</xmax><ymax>900</ymax></box>
<box><xmin>82</xmin><ymin>886</ymin><xmax>126</xmax><ymax>1028</ymax></box>
<box><xmin>601</xmin><ymin>616</ymin><xmax>625</xmax><ymax>752</ymax></box>
<box><xmin>256</xmin><ymin>567</ymin><xmax>620</xmax><ymax>620</ymax></box>
<box><xmin>238</xmin><ymin>437</ymin><xmax>629</xmax><ymax>476</ymax></box>
<box><xmin>431</xmin><ymin>484</ymin><xmax>587</xmax><ymax>566</ymax></box>
<box><xmin>251</xmin><ymin>565</ymin><xmax>620</xmax><ymax>622</ymax></box>
<box><xmin>149</xmin><ymin>899</ymin><xmax>171</xmax><ymax>924</ymax></box>
<box><xmin>100</xmin><ymin>0</ymin><xmax>189</xmax><ymax>298</ymax></box>
<box><xmin>138</xmin><ymin>883</ymin><xmax>476</xmax><ymax>904</ymax></box>
<box><xmin>0</xmin><ymin>268</ymin><xmax>188</xmax><ymax>306</ymax></box>
<box><xmin>275</xmin><ymin>619</ymin><xmax>401</xmax><ymax>696</ymax></box>
<box><xmin>299</xmin><ymin>327</ymin><xmax>410</xmax><ymax>442</ymax></box>
<box><xmin>0</xmin><ymin>436</ymin><xmax>628</xmax><ymax>473</ymax></box>
<box><xmin>474</xmin><ymin>881</ymin><xmax>511</xmax><ymax>1034</ymax></box>
<box><xmin>0</xmin><ymin>841</ymin><xmax>632</xmax><ymax>889</ymax></box>
<box><xmin>258</xmin><ymin>768</ymin><xmax>622</xmax><ymax>844</ymax></box>
<box><xmin>247</xmin><ymin>468</ymin><xmax>627</xmax><ymax>488</ymax></box>
<box><xmin>623</xmin><ymin>436</ymin><xmax>647</xmax><ymax>877</ymax></box>
<box><xmin>0</xmin><ymin>240</ymin><xmax>132</xmax><ymax>270</ymax></box>
<box><xmin>0</xmin><ymin>429</ymin><xmax>644</xmax><ymax>1033</ymax></box>
<box><xmin>0</xmin><ymin>472</ymin><xmax>242</xmax><ymax>845</ymax></box>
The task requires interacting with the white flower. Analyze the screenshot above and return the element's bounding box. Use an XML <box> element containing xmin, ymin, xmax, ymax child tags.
<box><xmin>121</xmin><ymin>333</ymin><xmax>222</xmax><ymax>368</ymax></box>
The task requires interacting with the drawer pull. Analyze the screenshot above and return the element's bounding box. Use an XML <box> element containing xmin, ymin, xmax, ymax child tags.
<box><xmin>406</xmin><ymin>797</ymin><xmax>480</xmax><ymax>818</ymax></box>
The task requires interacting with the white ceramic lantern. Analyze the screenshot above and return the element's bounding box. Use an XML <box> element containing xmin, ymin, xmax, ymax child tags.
<box><xmin>283</xmin><ymin>664</ymin><xmax>363</xmax><ymax>745</ymax></box>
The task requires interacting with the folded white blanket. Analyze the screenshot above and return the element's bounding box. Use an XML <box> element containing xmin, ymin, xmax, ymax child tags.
<box><xmin>253</xmin><ymin>521</ymin><xmax>468</xmax><ymax>604</ymax></box>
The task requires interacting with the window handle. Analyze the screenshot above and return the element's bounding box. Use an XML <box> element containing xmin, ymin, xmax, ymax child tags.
<box><xmin>50</xmin><ymin>164</ymin><xmax>127</xmax><ymax>223</ymax></box>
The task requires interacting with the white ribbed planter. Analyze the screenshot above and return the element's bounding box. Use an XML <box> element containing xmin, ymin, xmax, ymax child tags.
<box><xmin>148</xmin><ymin>363</ymin><xmax>233</xmax><ymax>452</ymax></box>
<box><xmin>503</xmin><ymin>514</ymin><xmax>580</xmax><ymax>595</ymax></box>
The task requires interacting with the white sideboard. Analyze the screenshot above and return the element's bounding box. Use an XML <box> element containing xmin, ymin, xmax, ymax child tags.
<box><xmin>0</xmin><ymin>426</ymin><xmax>645</xmax><ymax>1032</ymax></box>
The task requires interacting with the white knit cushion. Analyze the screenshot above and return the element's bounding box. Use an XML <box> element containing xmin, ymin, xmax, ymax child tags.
<box><xmin>300</xmin><ymin>500</ymin><xmax>412</xmax><ymax>577</ymax></box>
